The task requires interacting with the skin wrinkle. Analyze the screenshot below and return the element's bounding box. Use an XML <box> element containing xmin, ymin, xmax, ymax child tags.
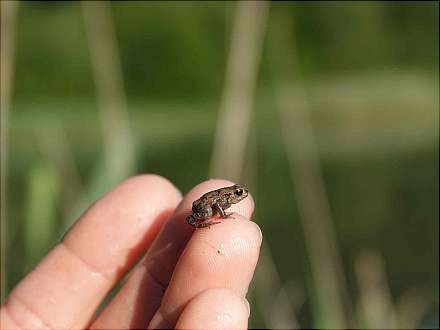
<box><xmin>1</xmin><ymin>305</ymin><xmax>23</xmax><ymax>330</ymax></box>
<box><xmin>142</xmin><ymin>262</ymin><xmax>168</xmax><ymax>294</ymax></box>
<box><xmin>0</xmin><ymin>309</ymin><xmax>22</xmax><ymax>330</ymax></box>
<box><xmin>91</xmin><ymin>266</ymin><xmax>164</xmax><ymax>330</ymax></box>
<box><xmin>5</xmin><ymin>295</ymin><xmax>52</xmax><ymax>330</ymax></box>
<box><xmin>9</xmin><ymin>243</ymin><xmax>109</xmax><ymax>330</ymax></box>
<box><xmin>60</xmin><ymin>242</ymin><xmax>111</xmax><ymax>284</ymax></box>
<box><xmin>175</xmin><ymin>289</ymin><xmax>249</xmax><ymax>330</ymax></box>
<box><xmin>141</xmin><ymin>235</ymin><xmax>184</xmax><ymax>288</ymax></box>
<box><xmin>148</xmin><ymin>310</ymin><xmax>173</xmax><ymax>330</ymax></box>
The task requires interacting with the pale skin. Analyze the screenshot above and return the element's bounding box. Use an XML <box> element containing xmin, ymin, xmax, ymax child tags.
<box><xmin>0</xmin><ymin>175</ymin><xmax>261</xmax><ymax>330</ymax></box>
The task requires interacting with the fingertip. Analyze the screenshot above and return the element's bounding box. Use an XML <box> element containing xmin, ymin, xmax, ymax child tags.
<box><xmin>193</xmin><ymin>214</ymin><xmax>263</xmax><ymax>254</ymax></box>
<box><xmin>175</xmin><ymin>288</ymin><xmax>249</xmax><ymax>330</ymax></box>
<box><xmin>185</xmin><ymin>215</ymin><xmax>262</xmax><ymax>284</ymax></box>
<box><xmin>112</xmin><ymin>174</ymin><xmax>183</xmax><ymax>207</ymax></box>
<box><xmin>63</xmin><ymin>174</ymin><xmax>182</xmax><ymax>281</ymax></box>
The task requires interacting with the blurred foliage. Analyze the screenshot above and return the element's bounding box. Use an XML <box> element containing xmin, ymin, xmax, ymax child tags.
<box><xmin>13</xmin><ymin>2</ymin><xmax>437</xmax><ymax>101</ymax></box>
<box><xmin>3</xmin><ymin>1</ymin><xmax>439</xmax><ymax>329</ymax></box>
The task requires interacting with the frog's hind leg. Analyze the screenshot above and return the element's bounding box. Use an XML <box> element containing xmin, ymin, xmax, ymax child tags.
<box><xmin>187</xmin><ymin>215</ymin><xmax>220</xmax><ymax>228</ymax></box>
<box><xmin>193</xmin><ymin>220</ymin><xmax>221</xmax><ymax>228</ymax></box>
<box><xmin>187</xmin><ymin>215</ymin><xmax>197</xmax><ymax>227</ymax></box>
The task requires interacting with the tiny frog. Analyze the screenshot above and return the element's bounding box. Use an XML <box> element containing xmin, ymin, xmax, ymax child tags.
<box><xmin>187</xmin><ymin>184</ymin><xmax>249</xmax><ymax>228</ymax></box>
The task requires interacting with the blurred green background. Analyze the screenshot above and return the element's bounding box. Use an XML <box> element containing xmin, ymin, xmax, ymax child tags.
<box><xmin>1</xmin><ymin>1</ymin><xmax>438</xmax><ymax>329</ymax></box>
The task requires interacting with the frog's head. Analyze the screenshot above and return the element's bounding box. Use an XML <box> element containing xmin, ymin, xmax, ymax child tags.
<box><xmin>229</xmin><ymin>184</ymin><xmax>249</xmax><ymax>203</ymax></box>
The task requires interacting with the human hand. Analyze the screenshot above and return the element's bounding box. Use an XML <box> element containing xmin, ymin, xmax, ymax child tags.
<box><xmin>1</xmin><ymin>175</ymin><xmax>261</xmax><ymax>329</ymax></box>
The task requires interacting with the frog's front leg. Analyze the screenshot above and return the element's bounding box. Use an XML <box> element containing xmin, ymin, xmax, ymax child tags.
<box><xmin>214</xmin><ymin>203</ymin><xmax>235</xmax><ymax>219</ymax></box>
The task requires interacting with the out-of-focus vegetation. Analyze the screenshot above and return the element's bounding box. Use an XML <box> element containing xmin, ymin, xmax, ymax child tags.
<box><xmin>1</xmin><ymin>1</ymin><xmax>438</xmax><ymax>329</ymax></box>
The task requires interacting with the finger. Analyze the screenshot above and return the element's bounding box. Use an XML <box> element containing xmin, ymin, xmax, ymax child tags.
<box><xmin>148</xmin><ymin>213</ymin><xmax>262</xmax><ymax>329</ymax></box>
<box><xmin>175</xmin><ymin>288</ymin><xmax>250</xmax><ymax>330</ymax></box>
<box><xmin>0</xmin><ymin>175</ymin><xmax>181</xmax><ymax>330</ymax></box>
<box><xmin>91</xmin><ymin>179</ymin><xmax>254</xmax><ymax>329</ymax></box>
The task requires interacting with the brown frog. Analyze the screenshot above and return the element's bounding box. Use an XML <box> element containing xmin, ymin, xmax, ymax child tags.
<box><xmin>187</xmin><ymin>184</ymin><xmax>249</xmax><ymax>228</ymax></box>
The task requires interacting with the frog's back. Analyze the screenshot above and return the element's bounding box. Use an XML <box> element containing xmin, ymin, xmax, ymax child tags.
<box><xmin>201</xmin><ymin>189</ymin><xmax>221</xmax><ymax>201</ymax></box>
<box><xmin>192</xmin><ymin>189</ymin><xmax>220</xmax><ymax>211</ymax></box>
<box><xmin>192</xmin><ymin>194</ymin><xmax>211</xmax><ymax>212</ymax></box>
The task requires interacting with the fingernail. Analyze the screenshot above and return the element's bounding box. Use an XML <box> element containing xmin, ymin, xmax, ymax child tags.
<box><xmin>255</xmin><ymin>222</ymin><xmax>263</xmax><ymax>243</ymax></box>
<box><xmin>243</xmin><ymin>297</ymin><xmax>251</xmax><ymax>317</ymax></box>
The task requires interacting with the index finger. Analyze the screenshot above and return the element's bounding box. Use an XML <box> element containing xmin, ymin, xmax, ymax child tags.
<box><xmin>1</xmin><ymin>174</ymin><xmax>181</xmax><ymax>330</ymax></box>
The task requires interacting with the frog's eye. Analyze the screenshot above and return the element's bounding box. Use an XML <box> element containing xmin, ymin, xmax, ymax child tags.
<box><xmin>235</xmin><ymin>188</ymin><xmax>244</xmax><ymax>196</ymax></box>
